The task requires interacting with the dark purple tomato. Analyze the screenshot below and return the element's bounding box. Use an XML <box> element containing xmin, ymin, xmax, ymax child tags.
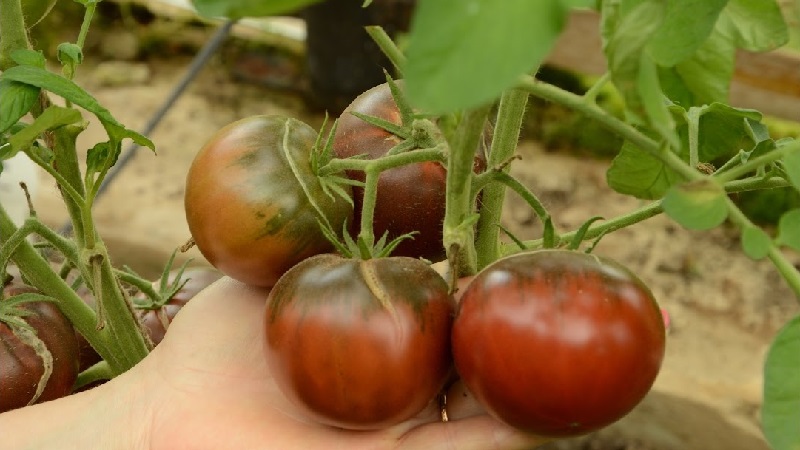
<box><xmin>452</xmin><ymin>249</ymin><xmax>666</xmax><ymax>437</ymax></box>
<box><xmin>332</xmin><ymin>82</ymin><xmax>486</xmax><ymax>261</ymax></box>
<box><xmin>264</xmin><ymin>254</ymin><xmax>455</xmax><ymax>429</ymax></box>
<box><xmin>185</xmin><ymin>115</ymin><xmax>353</xmax><ymax>287</ymax></box>
<box><xmin>0</xmin><ymin>284</ymin><xmax>80</xmax><ymax>412</ymax></box>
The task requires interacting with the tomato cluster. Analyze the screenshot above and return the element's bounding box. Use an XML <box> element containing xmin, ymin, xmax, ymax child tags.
<box><xmin>177</xmin><ymin>81</ymin><xmax>667</xmax><ymax>434</ymax></box>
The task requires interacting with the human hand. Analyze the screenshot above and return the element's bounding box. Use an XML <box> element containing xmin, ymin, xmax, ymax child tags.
<box><xmin>0</xmin><ymin>277</ymin><xmax>551</xmax><ymax>450</ymax></box>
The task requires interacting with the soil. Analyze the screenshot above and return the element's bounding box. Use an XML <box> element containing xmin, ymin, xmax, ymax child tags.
<box><xmin>26</xmin><ymin>16</ymin><xmax>800</xmax><ymax>450</ymax></box>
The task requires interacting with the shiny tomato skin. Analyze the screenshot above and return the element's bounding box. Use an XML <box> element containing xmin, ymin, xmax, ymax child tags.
<box><xmin>185</xmin><ymin>115</ymin><xmax>353</xmax><ymax>287</ymax></box>
<box><xmin>332</xmin><ymin>82</ymin><xmax>485</xmax><ymax>261</ymax></box>
<box><xmin>452</xmin><ymin>250</ymin><xmax>666</xmax><ymax>437</ymax></box>
<box><xmin>265</xmin><ymin>254</ymin><xmax>455</xmax><ymax>429</ymax></box>
<box><xmin>0</xmin><ymin>285</ymin><xmax>80</xmax><ymax>413</ymax></box>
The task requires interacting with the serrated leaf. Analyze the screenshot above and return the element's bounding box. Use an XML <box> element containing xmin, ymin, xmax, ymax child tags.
<box><xmin>775</xmin><ymin>209</ymin><xmax>800</xmax><ymax>251</ymax></box>
<box><xmin>647</xmin><ymin>0</ymin><xmax>728</xmax><ymax>67</ymax></box>
<box><xmin>696</xmin><ymin>103</ymin><xmax>762</xmax><ymax>163</ymax></box>
<box><xmin>8</xmin><ymin>106</ymin><xmax>82</xmax><ymax>154</ymax></box>
<box><xmin>606</xmin><ymin>140</ymin><xmax>683</xmax><ymax>199</ymax></box>
<box><xmin>1</xmin><ymin>65</ymin><xmax>154</xmax><ymax>151</ymax></box>
<box><xmin>10</xmin><ymin>49</ymin><xmax>46</xmax><ymax>68</ymax></box>
<box><xmin>783</xmin><ymin>148</ymin><xmax>800</xmax><ymax>192</ymax></box>
<box><xmin>662</xmin><ymin>180</ymin><xmax>728</xmax><ymax>230</ymax></box>
<box><xmin>0</xmin><ymin>79</ymin><xmax>39</xmax><ymax>134</ymax></box>
<box><xmin>192</xmin><ymin>0</ymin><xmax>322</xmax><ymax>19</ymax></box>
<box><xmin>763</xmin><ymin>315</ymin><xmax>800</xmax><ymax>450</ymax></box>
<box><xmin>405</xmin><ymin>0</ymin><xmax>570</xmax><ymax>112</ymax></box>
<box><xmin>741</xmin><ymin>226</ymin><xmax>771</xmax><ymax>260</ymax></box>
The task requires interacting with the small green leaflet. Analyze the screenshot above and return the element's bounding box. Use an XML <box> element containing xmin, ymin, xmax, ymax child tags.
<box><xmin>7</xmin><ymin>106</ymin><xmax>82</xmax><ymax>155</ymax></box>
<box><xmin>647</xmin><ymin>0</ymin><xmax>728</xmax><ymax>67</ymax></box>
<box><xmin>606</xmin><ymin>140</ymin><xmax>683</xmax><ymax>199</ymax></box>
<box><xmin>10</xmin><ymin>49</ymin><xmax>46</xmax><ymax>68</ymax></box>
<box><xmin>740</xmin><ymin>226</ymin><xmax>771</xmax><ymax>260</ymax></box>
<box><xmin>662</xmin><ymin>180</ymin><xmax>728</xmax><ymax>230</ymax></box>
<box><xmin>763</xmin><ymin>315</ymin><xmax>800</xmax><ymax>450</ymax></box>
<box><xmin>191</xmin><ymin>0</ymin><xmax>322</xmax><ymax>19</ymax></box>
<box><xmin>0</xmin><ymin>79</ymin><xmax>39</xmax><ymax>134</ymax></box>
<box><xmin>0</xmin><ymin>65</ymin><xmax>154</xmax><ymax>151</ymax></box>
<box><xmin>783</xmin><ymin>147</ymin><xmax>800</xmax><ymax>193</ymax></box>
<box><xmin>405</xmin><ymin>0</ymin><xmax>571</xmax><ymax>112</ymax></box>
<box><xmin>775</xmin><ymin>209</ymin><xmax>800</xmax><ymax>252</ymax></box>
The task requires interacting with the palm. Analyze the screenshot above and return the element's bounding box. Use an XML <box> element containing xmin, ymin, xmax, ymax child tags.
<box><xmin>126</xmin><ymin>277</ymin><xmax>547</xmax><ymax>450</ymax></box>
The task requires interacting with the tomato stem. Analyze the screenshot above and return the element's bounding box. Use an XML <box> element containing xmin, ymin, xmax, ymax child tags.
<box><xmin>474</xmin><ymin>88</ymin><xmax>530</xmax><ymax>270</ymax></box>
<box><xmin>443</xmin><ymin>105</ymin><xmax>491</xmax><ymax>277</ymax></box>
<box><xmin>0</xmin><ymin>0</ymin><xmax>27</xmax><ymax>71</ymax></box>
<box><xmin>365</xmin><ymin>26</ymin><xmax>406</xmax><ymax>75</ymax></box>
<box><xmin>358</xmin><ymin>169</ymin><xmax>381</xmax><ymax>254</ymax></box>
<box><xmin>714</xmin><ymin>140</ymin><xmax>800</xmax><ymax>184</ymax></box>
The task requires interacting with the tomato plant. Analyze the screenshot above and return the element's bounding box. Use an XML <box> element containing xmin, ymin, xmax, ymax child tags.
<box><xmin>264</xmin><ymin>253</ymin><xmax>454</xmax><ymax>429</ymax></box>
<box><xmin>451</xmin><ymin>250</ymin><xmax>665</xmax><ymax>436</ymax></box>
<box><xmin>136</xmin><ymin>267</ymin><xmax>223</xmax><ymax>345</ymax></box>
<box><xmin>0</xmin><ymin>284</ymin><xmax>80</xmax><ymax>413</ymax></box>
<box><xmin>184</xmin><ymin>115</ymin><xmax>353</xmax><ymax>287</ymax></box>
<box><xmin>332</xmin><ymin>81</ymin><xmax>486</xmax><ymax>261</ymax></box>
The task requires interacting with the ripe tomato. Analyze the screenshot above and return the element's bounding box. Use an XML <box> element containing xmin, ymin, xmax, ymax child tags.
<box><xmin>332</xmin><ymin>82</ymin><xmax>486</xmax><ymax>261</ymax></box>
<box><xmin>264</xmin><ymin>254</ymin><xmax>454</xmax><ymax>429</ymax></box>
<box><xmin>451</xmin><ymin>250</ymin><xmax>666</xmax><ymax>437</ymax></box>
<box><xmin>185</xmin><ymin>115</ymin><xmax>353</xmax><ymax>287</ymax></box>
<box><xmin>0</xmin><ymin>284</ymin><xmax>80</xmax><ymax>413</ymax></box>
<box><xmin>138</xmin><ymin>267</ymin><xmax>223</xmax><ymax>345</ymax></box>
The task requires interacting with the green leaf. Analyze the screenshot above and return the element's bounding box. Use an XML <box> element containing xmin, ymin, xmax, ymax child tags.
<box><xmin>1</xmin><ymin>65</ymin><xmax>154</xmax><ymax>151</ymax></box>
<box><xmin>10</xmin><ymin>49</ymin><xmax>46</xmax><ymax>68</ymax></box>
<box><xmin>741</xmin><ymin>226</ymin><xmax>771</xmax><ymax>260</ymax></box>
<box><xmin>695</xmin><ymin>103</ymin><xmax>762</xmax><ymax>163</ymax></box>
<box><xmin>606</xmin><ymin>140</ymin><xmax>683</xmax><ymax>199</ymax></box>
<box><xmin>8</xmin><ymin>106</ymin><xmax>82</xmax><ymax>154</ymax></box>
<box><xmin>601</xmin><ymin>0</ymin><xmax>665</xmax><ymax>124</ymax></box>
<box><xmin>405</xmin><ymin>0</ymin><xmax>570</xmax><ymax>112</ymax></box>
<box><xmin>191</xmin><ymin>0</ymin><xmax>322</xmax><ymax>19</ymax></box>
<box><xmin>763</xmin><ymin>315</ymin><xmax>800</xmax><ymax>450</ymax></box>
<box><xmin>0</xmin><ymin>79</ymin><xmax>39</xmax><ymax>134</ymax></box>
<box><xmin>647</xmin><ymin>0</ymin><xmax>728</xmax><ymax>67</ymax></box>
<box><xmin>662</xmin><ymin>180</ymin><xmax>728</xmax><ymax>230</ymax></box>
<box><xmin>718</xmin><ymin>0</ymin><xmax>788</xmax><ymax>51</ymax></box>
<box><xmin>637</xmin><ymin>55</ymin><xmax>676</xmax><ymax>147</ymax></box>
<box><xmin>783</xmin><ymin>147</ymin><xmax>800</xmax><ymax>192</ymax></box>
<box><xmin>775</xmin><ymin>209</ymin><xmax>800</xmax><ymax>251</ymax></box>
<box><xmin>657</xmin><ymin>28</ymin><xmax>736</xmax><ymax>107</ymax></box>
<box><xmin>85</xmin><ymin>141</ymin><xmax>120</xmax><ymax>180</ymax></box>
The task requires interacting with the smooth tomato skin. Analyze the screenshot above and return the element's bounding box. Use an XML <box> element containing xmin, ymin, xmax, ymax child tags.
<box><xmin>0</xmin><ymin>285</ymin><xmax>80</xmax><ymax>413</ymax></box>
<box><xmin>452</xmin><ymin>250</ymin><xmax>666</xmax><ymax>437</ymax></box>
<box><xmin>185</xmin><ymin>115</ymin><xmax>353</xmax><ymax>287</ymax></box>
<box><xmin>265</xmin><ymin>254</ymin><xmax>455</xmax><ymax>429</ymax></box>
<box><xmin>332</xmin><ymin>82</ymin><xmax>485</xmax><ymax>261</ymax></box>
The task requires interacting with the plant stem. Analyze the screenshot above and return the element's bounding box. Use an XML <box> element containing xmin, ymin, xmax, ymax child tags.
<box><xmin>444</xmin><ymin>105</ymin><xmax>491</xmax><ymax>276</ymax></box>
<box><xmin>583</xmin><ymin>72</ymin><xmax>610</xmax><ymax>104</ymax></box>
<box><xmin>365</xmin><ymin>26</ymin><xmax>406</xmax><ymax>74</ymax></box>
<box><xmin>75</xmin><ymin>2</ymin><xmax>97</xmax><ymax>50</ymax></box>
<box><xmin>517</xmin><ymin>75</ymin><xmax>699</xmax><ymax>181</ymax></box>
<box><xmin>358</xmin><ymin>169</ymin><xmax>380</xmax><ymax>252</ymax></box>
<box><xmin>475</xmin><ymin>88</ymin><xmax>529</xmax><ymax>270</ymax></box>
<box><xmin>724</xmin><ymin>197</ymin><xmax>800</xmax><ymax>300</ymax></box>
<box><xmin>0</xmin><ymin>0</ymin><xmax>28</xmax><ymax>70</ymax></box>
<box><xmin>321</xmin><ymin>147</ymin><xmax>445</xmax><ymax>175</ymax></box>
<box><xmin>714</xmin><ymin>140</ymin><xmax>800</xmax><ymax>184</ymax></box>
<box><xmin>73</xmin><ymin>361</ymin><xmax>112</xmax><ymax>391</ymax></box>
<box><xmin>687</xmin><ymin>107</ymin><xmax>701</xmax><ymax>169</ymax></box>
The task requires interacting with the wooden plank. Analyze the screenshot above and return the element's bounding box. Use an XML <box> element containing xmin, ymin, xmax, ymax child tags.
<box><xmin>546</xmin><ymin>10</ymin><xmax>800</xmax><ymax>121</ymax></box>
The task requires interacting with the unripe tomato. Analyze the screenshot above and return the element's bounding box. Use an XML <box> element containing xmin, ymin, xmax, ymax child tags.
<box><xmin>332</xmin><ymin>82</ymin><xmax>486</xmax><ymax>261</ymax></box>
<box><xmin>185</xmin><ymin>115</ymin><xmax>353</xmax><ymax>287</ymax></box>
<box><xmin>452</xmin><ymin>250</ymin><xmax>666</xmax><ymax>437</ymax></box>
<box><xmin>0</xmin><ymin>284</ymin><xmax>80</xmax><ymax>413</ymax></box>
<box><xmin>264</xmin><ymin>254</ymin><xmax>454</xmax><ymax>429</ymax></box>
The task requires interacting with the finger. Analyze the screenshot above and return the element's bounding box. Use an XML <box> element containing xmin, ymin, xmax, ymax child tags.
<box><xmin>445</xmin><ymin>378</ymin><xmax>487</xmax><ymax>420</ymax></box>
<box><xmin>399</xmin><ymin>415</ymin><xmax>552</xmax><ymax>450</ymax></box>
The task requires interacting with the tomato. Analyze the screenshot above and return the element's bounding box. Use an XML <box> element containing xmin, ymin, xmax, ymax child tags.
<box><xmin>185</xmin><ymin>115</ymin><xmax>353</xmax><ymax>287</ymax></box>
<box><xmin>332</xmin><ymin>82</ymin><xmax>486</xmax><ymax>261</ymax></box>
<box><xmin>451</xmin><ymin>250</ymin><xmax>666</xmax><ymax>437</ymax></box>
<box><xmin>138</xmin><ymin>267</ymin><xmax>223</xmax><ymax>345</ymax></box>
<box><xmin>0</xmin><ymin>284</ymin><xmax>80</xmax><ymax>413</ymax></box>
<box><xmin>264</xmin><ymin>254</ymin><xmax>454</xmax><ymax>429</ymax></box>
